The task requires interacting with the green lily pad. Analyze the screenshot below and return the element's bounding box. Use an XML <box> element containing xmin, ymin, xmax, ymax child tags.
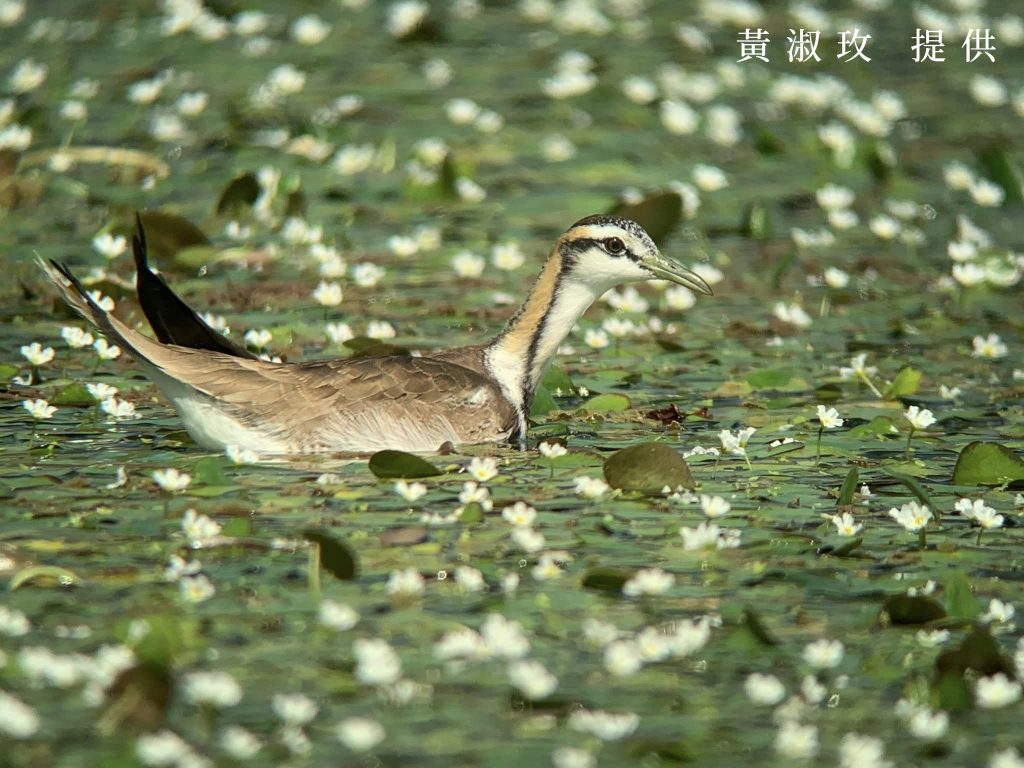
<box><xmin>952</xmin><ymin>441</ymin><xmax>1024</xmax><ymax>485</ymax></box>
<box><xmin>581</xmin><ymin>567</ymin><xmax>632</xmax><ymax>594</ymax></box>
<box><xmin>580</xmin><ymin>393</ymin><xmax>630</xmax><ymax>414</ymax></box>
<box><xmin>215</xmin><ymin>171</ymin><xmax>260</xmax><ymax>214</ymax></box>
<box><xmin>746</xmin><ymin>367</ymin><xmax>798</xmax><ymax>389</ymax></box>
<box><xmin>303</xmin><ymin>530</ymin><xmax>358</xmax><ymax>580</ymax></box>
<box><xmin>945</xmin><ymin>573</ymin><xmax>980</xmax><ymax>620</ymax></box>
<box><xmin>603</xmin><ymin>442</ymin><xmax>694</xmax><ymax>493</ymax></box>
<box><xmin>884</xmin><ymin>366</ymin><xmax>922</xmax><ymax>399</ymax></box>
<box><xmin>881</xmin><ymin>594</ymin><xmax>946</xmax><ymax>625</ymax></box>
<box><xmin>542</xmin><ymin>366</ymin><xmax>574</xmax><ymax>395</ymax></box>
<box><xmin>368</xmin><ymin>450</ymin><xmax>442</xmax><ymax>479</ymax></box>
<box><xmin>50</xmin><ymin>382</ymin><xmax>96</xmax><ymax>406</ymax></box>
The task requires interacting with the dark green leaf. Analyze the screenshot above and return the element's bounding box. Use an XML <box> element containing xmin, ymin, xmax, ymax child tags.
<box><xmin>740</xmin><ymin>200</ymin><xmax>773</xmax><ymax>239</ymax></box>
<box><xmin>215</xmin><ymin>171</ymin><xmax>260</xmax><ymax>214</ymax></box>
<box><xmin>609</xmin><ymin>191</ymin><xmax>682</xmax><ymax>246</ymax></box>
<box><xmin>134</xmin><ymin>211</ymin><xmax>210</xmax><ymax>263</ymax></box>
<box><xmin>368</xmin><ymin>450</ymin><xmax>442</xmax><ymax>479</ymax></box>
<box><xmin>99</xmin><ymin>662</ymin><xmax>172</xmax><ymax>734</ymax></box>
<box><xmin>603</xmin><ymin>443</ymin><xmax>694</xmax><ymax>493</ymax></box>
<box><xmin>343</xmin><ymin>337</ymin><xmax>410</xmax><ymax>358</ymax></box>
<box><xmin>838</xmin><ymin>467</ymin><xmax>859</xmax><ymax>506</ymax></box>
<box><xmin>884</xmin><ymin>366</ymin><xmax>922</xmax><ymax>399</ymax></box>
<box><xmin>884</xmin><ymin>470</ymin><xmax>938</xmax><ymax>517</ymax></box>
<box><xmin>303</xmin><ymin>530</ymin><xmax>358</xmax><ymax>580</ymax></box>
<box><xmin>881</xmin><ymin>594</ymin><xmax>946</xmax><ymax>625</ymax></box>
<box><xmin>936</xmin><ymin>626</ymin><xmax>1015</xmax><ymax>681</ymax></box>
<box><xmin>380</xmin><ymin>526</ymin><xmax>430</xmax><ymax>547</ymax></box>
<box><xmin>848</xmin><ymin>416</ymin><xmax>897</xmax><ymax>438</ymax></box>
<box><xmin>935</xmin><ymin>671</ymin><xmax>973</xmax><ymax>712</ymax></box>
<box><xmin>581</xmin><ymin>568</ymin><xmax>632</xmax><ymax>594</ymax></box>
<box><xmin>945</xmin><ymin>572</ymin><xmax>980</xmax><ymax>620</ymax></box>
<box><xmin>977</xmin><ymin>145</ymin><xmax>1024</xmax><ymax>205</ymax></box>
<box><xmin>952</xmin><ymin>441</ymin><xmax>1024</xmax><ymax>485</ymax></box>
<box><xmin>742</xmin><ymin>606</ymin><xmax>780</xmax><ymax>646</ymax></box>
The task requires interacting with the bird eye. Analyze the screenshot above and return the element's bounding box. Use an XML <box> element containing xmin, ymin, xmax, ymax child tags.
<box><xmin>604</xmin><ymin>237</ymin><xmax>625</xmax><ymax>255</ymax></box>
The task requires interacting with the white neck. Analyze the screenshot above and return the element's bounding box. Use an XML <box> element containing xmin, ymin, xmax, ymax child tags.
<box><xmin>485</xmin><ymin>248</ymin><xmax>601</xmax><ymax>424</ymax></box>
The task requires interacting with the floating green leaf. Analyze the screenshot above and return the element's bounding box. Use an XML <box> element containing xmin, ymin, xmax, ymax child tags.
<box><xmin>884</xmin><ymin>366</ymin><xmax>922</xmax><ymax>399</ymax></box>
<box><xmin>581</xmin><ymin>567</ymin><xmax>632</xmax><ymax>594</ymax></box>
<box><xmin>944</xmin><ymin>572</ymin><xmax>980</xmax><ymax>620</ymax></box>
<box><xmin>541</xmin><ymin>366</ymin><xmax>574</xmax><ymax>395</ymax></box>
<box><xmin>838</xmin><ymin>467</ymin><xmax>859</xmax><ymax>507</ymax></box>
<box><xmin>580</xmin><ymin>393</ymin><xmax>630</xmax><ymax>414</ymax></box>
<box><xmin>952</xmin><ymin>441</ymin><xmax>1024</xmax><ymax>485</ymax></box>
<box><xmin>746</xmin><ymin>367</ymin><xmax>798</xmax><ymax>389</ymax></box>
<box><xmin>50</xmin><ymin>382</ymin><xmax>96</xmax><ymax>406</ymax></box>
<box><xmin>880</xmin><ymin>594</ymin><xmax>946</xmax><ymax>625</ymax></box>
<box><xmin>303</xmin><ymin>530</ymin><xmax>358</xmax><ymax>580</ymax></box>
<box><xmin>603</xmin><ymin>443</ymin><xmax>694</xmax><ymax>493</ymax></box>
<box><xmin>368</xmin><ymin>450</ymin><xmax>442</xmax><ymax>479</ymax></box>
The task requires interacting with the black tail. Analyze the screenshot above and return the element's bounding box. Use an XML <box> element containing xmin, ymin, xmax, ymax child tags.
<box><xmin>132</xmin><ymin>212</ymin><xmax>257</xmax><ymax>360</ymax></box>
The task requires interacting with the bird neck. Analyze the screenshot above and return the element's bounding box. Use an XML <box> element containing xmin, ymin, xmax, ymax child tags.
<box><xmin>485</xmin><ymin>246</ymin><xmax>599</xmax><ymax>418</ymax></box>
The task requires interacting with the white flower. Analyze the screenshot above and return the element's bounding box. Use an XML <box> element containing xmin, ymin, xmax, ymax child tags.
<box><xmin>312</xmin><ymin>281</ymin><xmax>343</xmax><ymax>307</ymax></box>
<box><xmin>552</xmin><ymin>747</ymin><xmax>596</xmax><ymax>768</ymax></box>
<box><xmin>888</xmin><ymin>501</ymin><xmax>932</xmax><ymax>532</ymax></box>
<box><xmin>445</xmin><ymin>97</ymin><xmax>480</xmax><ymax>125</ymax></box>
<box><xmin>953</xmin><ymin>262</ymin><xmax>988</xmax><ymax>287</ymax></box>
<box><xmin>481</xmin><ymin>613</ymin><xmax>530</xmax><ymax>659</ymax></box>
<box><xmin>660</xmin><ymin>99</ymin><xmax>699</xmax><ymax>134</ymax></box>
<box><xmin>508</xmin><ymin>659</ymin><xmax>557</xmax><ymax>699</ymax></box>
<box><xmin>366</xmin><ymin>321</ymin><xmax>396</xmax><ymax>340</ymax></box>
<box><xmin>826</xmin><ymin>512</ymin><xmax>863</xmax><ymax>537</ymax></box>
<box><xmin>574</xmin><ymin>476</ymin><xmax>610</xmax><ymax>499</ymax></box>
<box><xmin>353</xmin><ymin>638</ymin><xmax>402</xmax><ymax>685</ymax></box>
<box><xmin>387</xmin><ymin>235</ymin><xmax>419</xmax><ymax>257</ymax></box>
<box><xmin>101</xmin><ymin>397</ymin><xmax>137</xmax><ymax>419</ymax></box>
<box><xmin>386</xmin><ymin>567</ymin><xmax>425</xmax><ymax>598</ymax></box>
<box><xmin>973</xmin><ymin>507</ymin><xmax>1006</xmax><ymax>531</ymax></box>
<box><xmin>568</xmin><ymin>709</ymin><xmax>640</xmax><ymax>741</ymax></box>
<box><xmin>904</xmin><ymin>405</ymin><xmax>936</xmax><ymax>430</ymax></box>
<box><xmin>944</xmin><ymin>161</ymin><xmax>975</xmax><ymax>190</ymax></box>
<box><xmin>991</xmin><ymin>749</ymin><xmax>1024</xmax><ymax>768</ymax></box>
<box><xmin>468</xmin><ymin>457</ymin><xmax>498</xmax><ymax>482</ymax></box>
<box><xmin>916</xmin><ymin>630</ymin><xmax>951</xmax><ymax>647</ymax></box>
<box><xmin>455</xmin><ymin>177</ymin><xmax>487</xmax><ymax>202</ymax></box>
<box><xmin>773</xmin><ymin>301</ymin><xmax>812</xmax><ymax>328</ymax></box>
<box><xmin>816</xmin><ymin>183</ymin><xmax>855</xmax><ymax>211</ymax></box>
<box><xmin>584</xmin><ymin>328</ymin><xmax>609</xmax><ymax>349</ymax></box>
<box><xmin>8</xmin><ymin>58</ymin><xmax>47</xmax><ymax>93</ymax></box>
<box><xmin>319</xmin><ymin>600</ymin><xmax>359</xmax><ymax>631</ymax></box>
<box><xmin>175</xmin><ymin>91</ymin><xmax>208</xmax><ymax>116</ymax></box>
<box><xmin>181</xmin><ymin>508</ymin><xmax>221</xmax><ymax>546</ymax></box>
<box><xmin>291</xmin><ymin>13</ymin><xmax>330</xmax><ymax>45</ymax></box>
<box><xmin>0</xmin><ymin>606</ymin><xmax>30</xmax><ymax>636</ymax></box>
<box><xmin>699</xmin><ymin>494</ymin><xmax>731</xmax><ymax>518</ymax></box>
<box><xmin>325</xmin><ymin>322</ymin><xmax>355</xmax><ymax>345</ymax></box>
<box><xmin>680</xmin><ymin>521</ymin><xmax>723</xmax><ymax>550</ymax></box>
<box><xmin>824</xmin><ymin>267</ymin><xmax>850</xmax><ymax>289</ymax></box>
<box><xmin>93</xmin><ymin>232</ymin><xmax>127</xmax><ymax>259</ymax></box>
<box><xmin>266</xmin><ymin>64</ymin><xmax>306</xmax><ymax>96</ymax></box>
<box><xmin>23</xmin><ymin>398</ymin><xmax>56</xmax><ymax>420</ymax></box>
<box><xmin>908</xmin><ymin>708</ymin><xmax>948</xmax><ymax>741</ymax></box>
<box><xmin>394</xmin><ymin>480</ymin><xmax>428</xmax><ymax>502</ymax></box>
<box><xmin>973</xmin><ymin>333</ymin><xmax>1008</xmax><ymax>359</ymax></box>
<box><xmin>511</xmin><ymin>527</ymin><xmax>545</xmax><ymax>553</ymax></box>
<box><xmin>452</xmin><ymin>251</ymin><xmax>485</xmax><ymax>278</ymax></box>
<box><xmin>93</xmin><ymin>338</ymin><xmax>121</xmax><ymax>360</ymax></box>
<box><xmin>541</xmin><ymin>133</ymin><xmax>576</xmax><ymax>162</ymax></box>
<box><xmin>179</xmin><ymin>574</ymin><xmax>215</xmax><ymax>602</ymax></box>
<box><xmin>0</xmin><ymin>123</ymin><xmax>31</xmax><ymax>150</ymax></box>
<box><xmin>817</xmin><ymin>405</ymin><xmax>843</xmax><ymax>429</ymax></box>
<box><xmin>622</xmin><ymin>75</ymin><xmax>658</xmax><ymax>104</ymax></box>
<box><xmin>20</xmin><ymin>342</ymin><xmax>55</xmax><ymax>366</ymax></box>
<box><xmin>775</xmin><ymin>721</ymin><xmax>818</xmax><ymax>760</ymax></box>
<box><xmin>491</xmin><ymin>242</ymin><xmax>525</xmax><ymax>271</ymax></box>
<box><xmin>272</xmin><ymin>692</ymin><xmax>318</xmax><ymax>725</ymax></box>
<box><xmin>838</xmin><ymin>733</ymin><xmax>889</xmax><ymax>768</ymax></box>
<box><xmin>976</xmin><ymin>673</ymin><xmax>1022</xmax><ymax>708</ymax></box>
<box><xmin>719</xmin><ymin>426</ymin><xmax>755</xmax><ymax>456</ymax></box>
<box><xmin>622</xmin><ymin>567</ymin><xmax>674</xmax><ymax>597</ymax></box>
<box><xmin>538</xmin><ymin>441</ymin><xmax>567</xmax><ymax>459</ymax></box>
<box><xmin>62</xmin><ymin>326</ymin><xmax>95</xmax><ymax>348</ymax></box>
<box><xmin>870</xmin><ymin>214</ymin><xmax>901</xmax><ymax>240</ymax></box>
<box><xmin>970</xmin><ymin>179</ymin><xmax>1005</xmax><ymax>207</ymax></box>
<box><xmin>352</xmin><ymin>263</ymin><xmax>385</xmax><ymax>288</ymax></box>
<box><xmin>127</xmin><ymin>77</ymin><xmax>163</xmax><ymax>104</ymax></box>
<box><xmin>434</xmin><ymin>627</ymin><xmax>489</xmax><ymax>661</ymax></box>
<box><xmin>220</xmin><ymin>726</ymin><xmax>261</xmax><ymax>759</ymax></box>
<box><xmin>336</xmin><ymin>717</ymin><xmax>385</xmax><ymax>752</ymax></box>
<box><xmin>333</xmin><ymin>144</ymin><xmax>375</xmax><ymax>175</ymax></box>
<box><xmin>183</xmin><ymin>670</ymin><xmax>242</xmax><ymax>708</ymax></box>
<box><xmin>502</xmin><ymin>501</ymin><xmax>537</xmax><ymax>527</ymax></box>
<box><xmin>665</xmin><ymin>285</ymin><xmax>696</xmax><ymax>311</ymax></box>
<box><xmin>458</xmin><ymin>481</ymin><xmax>492</xmax><ymax>511</ymax></box>
<box><xmin>971</xmin><ymin>75</ymin><xmax>1008</xmax><ymax>106</ymax></box>
<box><xmin>542</xmin><ymin>70</ymin><xmax>598</xmax><ymax>99</ymax></box>
<box><xmin>225</xmin><ymin>444</ymin><xmax>259</xmax><ymax>464</ymax></box>
<box><xmin>980</xmin><ymin>599</ymin><xmax>1015</xmax><ymax>624</ymax></box>
<box><xmin>745</xmin><ymin>673</ymin><xmax>786</xmax><ymax>705</ymax></box>
<box><xmin>532</xmin><ymin>553</ymin><xmax>563</xmax><ymax>580</ymax></box>
<box><xmin>693</xmin><ymin>163</ymin><xmax>728</xmax><ymax>191</ymax></box>
<box><xmin>0</xmin><ymin>0</ymin><xmax>25</xmax><ymax>27</ymax></box>
<box><xmin>386</xmin><ymin>0</ymin><xmax>428</xmax><ymax>38</ymax></box>
<box><xmin>802</xmin><ymin>638</ymin><xmax>844</xmax><ymax>669</ymax></box>
<box><xmin>839</xmin><ymin>352</ymin><xmax>877</xmax><ymax>380</ymax></box>
<box><xmin>153</xmin><ymin>468</ymin><xmax>192</xmax><ymax>492</ymax></box>
<box><xmin>136</xmin><ymin>730</ymin><xmax>190</xmax><ymax>766</ymax></box>
<box><xmin>454</xmin><ymin>566</ymin><xmax>485</xmax><ymax>593</ymax></box>
<box><xmin>244</xmin><ymin>329</ymin><xmax>272</xmax><ymax>349</ymax></box>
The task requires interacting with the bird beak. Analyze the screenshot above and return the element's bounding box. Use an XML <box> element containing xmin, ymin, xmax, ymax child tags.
<box><xmin>643</xmin><ymin>253</ymin><xmax>714</xmax><ymax>296</ymax></box>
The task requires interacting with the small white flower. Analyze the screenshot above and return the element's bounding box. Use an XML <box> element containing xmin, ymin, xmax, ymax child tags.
<box><xmin>366</xmin><ymin>321</ymin><xmax>396</xmax><ymax>340</ymax></box>
<box><xmin>333</xmin><ymin>144</ymin><xmax>375</xmax><ymax>175</ymax></box>
<box><xmin>888</xmin><ymin>501</ymin><xmax>932</xmax><ymax>532</ymax></box>
<box><xmin>511</xmin><ymin>527</ymin><xmax>545</xmax><ymax>553</ymax></box>
<box><xmin>802</xmin><ymin>638</ymin><xmax>844</xmax><ymax>669</ymax></box>
<box><xmin>92</xmin><ymin>232</ymin><xmax>127</xmax><ymax>259</ymax></box>
<box><xmin>136</xmin><ymin>730</ymin><xmax>189</xmax><ymax>766</ymax></box>
<box><xmin>0</xmin><ymin>606</ymin><xmax>30</xmax><ymax>636</ymax></box>
<box><xmin>825</xmin><ymin>512</ymin><xmax>863</xmax><ymax>537</ymax></box>
<box><xmin>244</xmin><ymin>329</ymin><xmax>272</xmax><ymax>349</ymax></box>
<box><xmin>502</xmin><ymin>501</ymin><xmax>537</xmax><ymax>527</ymax></box>
<box><xmin>823</xmin><ymin>267</ymin><xmax>850</xmax><ymax>289</ymax></box>
<box><xmin>532</xmin><ymin>552</ymin><xmax>563</xmax><ymax>580</ymax></box>
<box><xmin>93</xmin><ymin>338</ymin><xmax>121</xmax><ymax>360</ymax></box>
<box><xmin>908</xmin><ymin>708</ymin><xmax>949</xmax><ymax>741</ymax></box>
<box><xmin>538</xmin><ymin>441</ymin><xmax>567</xmax><ymax>459</ymax></box>
<box><xmin>336</xmin><ymin>717</ymin><xmax>385</xmax><ymax>752</ymax></box>
<box><xmin>386</xmin><ymin>567</ymin><xmax>425</xmax><ymax>597</ymax></box>
<box><xmin>508</xmin><ymin>659</ymin><xmax>557</xmax><ymax>699</ymax></box>
<box><xmin>838</xmin><ymin>733</ymin><xmax>889</xmax><ymax>768</ymax></box>
<box><xmin>272</xmin><ymin>692</ymin><xmax>318</xmax><ymax>726</ymax></box>
<box><xmin>393</xmin><ymin>480</ymin><xmax>428</xmax><ymax>502</ymax></box>
<box><xmin>352</xmin><ymin>262</ymin><xmax>385</xmax><ymax>288</ymax></box>
<box><xmin>387</xmin><ymin>0</ymin><xmax>428</xmax><ymax>38</ymax></box>
<box><xmin>179</xmin><ymin>574</ymin><xmax>215</xmax><ymax>602</ymax></box>
<box><xmin>20</xmin><ymin>342</ymin><xmax>55</xmax><ymax>366</ymax></box>
<box><xmin>153</xmin><ymin>468</ymin><xmax>191</xmax><ymax>492</ymax></box>
<box><xmin>552</xmin><ymin>747</ymin><xmax>596</xmax><ymax>768</ymax></box>
<box><xmin>220</xmin><ymin>726</ymin><xmax>262</xmax><ymax>759</ymax></box>
<box><xmin>980</xmin><ymin>599</ymin><xmax>1015</xmax><ymax>624</ymax></box>
<box><xmin>446</xmin><ymin>97</ymin><xmax>480</xmax><ymax>125</ymax></box>
<box><xmin>312</xmin><ymin>281</ymin><xmax>343</xmax><ymax>307</ymax></box>
<box><xmin>660</xmin><ymin>99</ymin><xmax>699</xmax><ymax>134</ymax></box>
<box><xmin>175</xmin><ymin>91</ymin><xmax>208</xmax><ymax>116</ymax></box>
<box><xmin>584</xmin><ymin>328</ymin><xmax>609</xmax><ymax>349</ymax></box>
<box><xmin>622</xmin><ymin>567</ymin><xmax>674</xmax><ymax>597</ymax></box>
<box><xmin>679</xmin><ymin>521</ymin><xmax>722</xmax><ymax>551</ymax></box>
<box><xmin>181</xmin><ymin>508</ymin><xmax>221</xmax><ymax>547</ymax></box>
<box><xmin>225</xmin><ymin>444</ymin><xmax>259</xmax><ymax>464</ymax></box>
<box><xmin>573</xmin><ymin>476</ymin><xmax>610</xmax><ymax>499</ymax></box>
<box><xmin>541</xmin><ymin>134</ymin><xmax>576</xmax><ymax>162</ymax></box>
<box><xmin>870</xmin><ymin>214</ymin><xmax>901</xmax><ymax>240</ymax></box>
<box><xmin>291</xmin><ymin>13</ymin><xmax>331</xmax><ymax>45</ymax></box>
<box><xmin>816</xmin><ymin>183</ymin><xmax>855</xmax><ymax>211</ymax></box>
<box><xmin>692</xmin><ymin>163</ymin><xmax>728</xmax><ymax>191</ymax></box>
<box><xmin>699</xmin><ymin>494</ymin><xmax>731</xmax><ymax>518</ymax></box>
<box><xmin>319</xmin><ymin>600</ymin><xmax>359</xmax><ymax>631</ymax></box>
<box><xmin>387</xmin><ymin>235</ymin><xmax>419</xmax><ymax>257</ymax></box>
<box><xmin>183</xmin><ymin>670</ymin><xmax>242</xmax><ymax>708</ymax></box>
<box><xmin>745</xmin><ymin>673</ymin><xmax>786</xmax><ymax>706</ymax></box>
<box><xmin>976</xmin><ymin>673</ymin><xmax>1022</xmax><ymax>708</ymax></box>
<box><xmin>973</xmin><ymin>333</ymin><xmax>1008</xmax><ymax>359</ymax></box>
<box><xmin>23</xmin><ymin>398</ymin><xmax>56</xmax><ymax>420</ymax></box>
<box><xmin>719</xmin><ymin>426</ymin><xmax>756</xmax><ymax>457</ymax></box>
<box><xmin>353</xmin><ymin>638</ymin><xmax>402</xmax><ymax>685</ymax></box>
<box><xmin>8</xmin><ymin>58</ymin><xmax>47</xmax><ymax>93</ymax></box>
<box><xmin>62</xmin><ymin>326</ymin><xmax>95</xmax><ymax>348</ymax></box>
<box><xmin>839</xmin><ymin>352</ymin><xmax>876</xmax><ymax>380</ymax></box>
<box><xmin>775</xmin><ymin>721</ymin><xmax>818</xmax><ymax>760</ymax></box>
<box><xmin>773</xmin><ymin>301</ymin><xmax>812</xmax><ymax>328</ymax></box>
<box><xmin>455</xmin><ymin>177</ymin><xmax>487</xmax><ymax>202</ymax></box>
<box><xmin>904</xmin><ymin>405</ymin><xmax>936</xmax><ymax>430</ymax></box>
<box><xmin>101</xmin><ymin>397</ymin><xmax>137</xmax><ymax>420</ymax></box>
<box><xmin>325</xmin><ymin>322</ymin><xmax>355</xmax><ymax>345</ymax></box>
<box><xmin>944</xmin><ymin>161</ymin><xmax>975</xmax><ymax>190</ymax></box>
<box><xmin>568</xmin><ymin>709</ymin><xmax>639</xmax><ymax>741</ymax></box>
<box><xmin>970</xmin><ymin>179</ymin><xmax>1005</xmax><ymax>207</ymax></box>
<box><xmin>467</xmin><ymin>457</ymin><xmax>499</xmax><ymax>482</ymax></box>
<box><xmin>452</xmin><ymin>251</ymin><xmax>485</xmax><ymax>278</ymax></box>
<box><xmin>817</xmin><ymin>405</ymin><xmax>843</xmax><ymax>429</ymax></box>
<box><xmin>481</xmin><ymin>613</ymin><xmax>530</xmax><ymax>659</ymax></box>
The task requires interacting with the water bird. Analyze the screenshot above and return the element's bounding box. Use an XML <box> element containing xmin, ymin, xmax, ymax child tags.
<box><xmin>40</xmin><ymin>214</ymin><xmax>712</xmax><ymax>454</ymax></box>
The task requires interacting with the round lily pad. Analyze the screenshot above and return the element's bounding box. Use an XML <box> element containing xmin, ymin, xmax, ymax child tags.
<box><xmin>603</xmin><ymin>442</ymin><xmax>694</xmax><ymax>493</ymax></box>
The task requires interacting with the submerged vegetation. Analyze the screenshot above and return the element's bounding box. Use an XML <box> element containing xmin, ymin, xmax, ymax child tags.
<box><xmin>1</xmin><ymin>0</ymin><xmax>1023</xmax><ymax>766</ymax></box>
